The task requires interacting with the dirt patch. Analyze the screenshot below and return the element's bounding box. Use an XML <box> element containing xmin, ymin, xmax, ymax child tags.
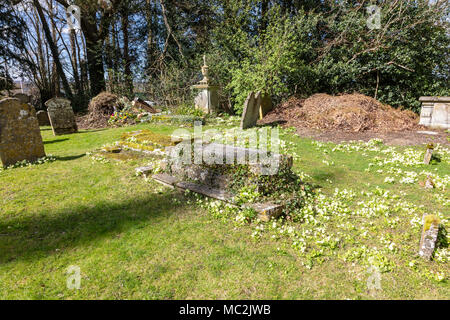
<box><xmin>259</xmin><ymin>93</ymin><xmax>449</xmax><ymax>146</ymax></box>
<box><xmin>292</xmin><ymin>127</ymin><xmax>449</xmax><ymax>146</ymax></box>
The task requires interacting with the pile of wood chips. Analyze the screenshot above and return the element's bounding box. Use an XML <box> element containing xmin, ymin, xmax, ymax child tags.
<box><xmin>260</xmin><ymin>93</ymin><xmax>421</xmax><ymax>132</ymax></box>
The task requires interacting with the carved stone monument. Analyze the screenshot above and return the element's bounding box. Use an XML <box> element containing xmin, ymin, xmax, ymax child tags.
<box><xmin>0</xmin><ymin>98</ymin><xmax>46</xmax><ymax>167</ymax></box>
<box><xmin>191</xmin><ymin>56</ymin><xmax>220</xmax><ymax>114</ymax></box>
<box><xmin>45</xmin><ymin>98</ymin><xmax>78</xmax><ymax>135</ymax></box>
<box><xmin>419</xmin><ymin>97</ymin><xmax>450</xmax><ymax>129</ymax></box>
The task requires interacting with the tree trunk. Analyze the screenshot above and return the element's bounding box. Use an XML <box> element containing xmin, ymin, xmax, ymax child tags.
<box><xmin>121</xmin><ymin>7</ymin><xmax>133</xmax><ymax>96</ymax></box>
<box><xmin>68</xmin><ymin>23</ymin><xmax>82</xmax><ymax>96</ymax></box>
<box><xmin>50</xmin><ymin>1</ymin><xmax>60</xmax><ymax>96</ymax></box>
<box><xmin>84</xmin><ymin>33</ymin><xmax>106</xmax><ymax>97</ymax></box>
<box><xmin>78</xmin><ymin>13</ymin><xmax>106</xmax><ymax>97</ymax></box>
<box><xmin>33</xmin><ymin>0</ymin><xmax>73</xmax><ymax>99</ymax></box>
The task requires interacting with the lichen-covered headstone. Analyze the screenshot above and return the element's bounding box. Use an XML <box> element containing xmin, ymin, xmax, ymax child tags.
<box><xmin>423</xmin><ymin>148</ymin><xmax>433</xmax><ymax>165</ymax></box>
<box><xmin>240</xmin><ymin>92</ymin><xmax>259</xmax><ymax>129</ymax></box>
<box><xmin>419</xmin><ymin>214</ymin><xmax>440</xmax><ymax>260</ymax></box>
<box><xmin>0</xmin><ymin>98</ymin><xmax>46</xmax><ymax>167</ymax></box>
<box><xmin>45</xmin><ymin>98</ymin><xmax>78</xmax><ymax>135</ymax></box>
<box><xmin>36</xmin><ymin>110</ymin><xmax>50</xmax><ymax>126</ymax></box>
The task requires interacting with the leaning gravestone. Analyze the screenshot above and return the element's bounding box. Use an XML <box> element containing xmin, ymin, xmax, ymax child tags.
<box><xmin>36</xmin><ymin>110</ymin><xmax>51</xmax><ymax>126</ymax></box>
<box><xmin>240</xmin><ymin>92</ymin><xmax>259</xmax><ymax>129</ymax></box>
<box><xmin>45</xmin><ymin>98</ymin><xmax>78</xmax><ymax>135</ymax></box>
<box><xmin>423</xmin><ymin>147</ymin><xmax>433</xmax><ymax>165</ymax></box>
<box><xmin>419</xmin><ymin>214</ymin><xmax>440</xmax><ymax>260</ymax></box>
<box><xmin>0</xmin><ymin>98</ymin><xmax>46</xmax><ymax>167</ymax></box>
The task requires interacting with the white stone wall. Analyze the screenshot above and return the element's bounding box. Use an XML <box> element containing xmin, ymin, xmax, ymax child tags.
<box><xmin>419</xmin><ymin>97</ymin><xmax>449</xmax><ymax>129</ymax></box>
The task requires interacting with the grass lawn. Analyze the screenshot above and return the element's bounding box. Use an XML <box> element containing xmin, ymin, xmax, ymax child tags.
<box><xmin>0</xmin><ymin>123</ymin><xmax>448</xmax><ymax>299</ymax></box>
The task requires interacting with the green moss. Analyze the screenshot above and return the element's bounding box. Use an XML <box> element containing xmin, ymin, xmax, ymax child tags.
<box><xmin>94</xmin><ymin>150</ymin><xmax>145</xmax><ymax>161</ymax></box>
<box><xmin>121</xmin><ymin>141</ymin><xmax>156</xmax><ymax>152</ymax></box>
<box><xmin>120</xmin><ymin>129</ymin><xmax>181</xmax><ymax>149</ymax></box>
<box><xmin>424</xmin><ymin>214</ymin><xmax>440</xmax><ymax>231</ymax></box>
<box><xmin>102</xmin><ymin>146</ymin><xmax>122</xmax><ymax>153</ymax></box>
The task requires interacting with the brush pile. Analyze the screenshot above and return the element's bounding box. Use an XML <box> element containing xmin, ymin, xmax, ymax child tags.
<box><xmin>260</xmin><ymin>93</ymin><xmax>421</xmax><ymax>132</ymax></box>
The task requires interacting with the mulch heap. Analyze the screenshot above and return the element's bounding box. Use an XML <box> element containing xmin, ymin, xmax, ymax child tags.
<box><xmin>77</xmin><ymin>92</ymin><xmax>123</xmax><ymax>129</ymax></box>
<box><xmin>260</xmin><ymin>93</ymin><xmax>422</xmax><ymax>132</ymax></box>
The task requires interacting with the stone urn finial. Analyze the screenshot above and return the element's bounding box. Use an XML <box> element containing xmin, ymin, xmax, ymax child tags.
<box><xmin>200</xmin><ymin>55</ymin><xmax>209</xmax><ymax>85</ymax></box>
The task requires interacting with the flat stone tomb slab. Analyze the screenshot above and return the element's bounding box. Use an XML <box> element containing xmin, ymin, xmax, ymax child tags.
<box><xmin>152</xmin><ymin>173</ymin><xmax>284</xmax><ymax>221</ymax></box>
<box><xmin>200</xmin><ymin>143</ymin><xmax>292</xmax><ymax>174</ymax></box>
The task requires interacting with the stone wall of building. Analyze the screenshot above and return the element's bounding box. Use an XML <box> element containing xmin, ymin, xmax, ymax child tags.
<box><xmin>419</xmin><ymin>97</ymin><xmax>450</xmax><ymax>129</ymax></box>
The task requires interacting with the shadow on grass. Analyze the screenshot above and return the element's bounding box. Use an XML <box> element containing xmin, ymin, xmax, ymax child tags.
<box><xmin>76</xmin><ymin>128</ymin><xmax>108</xmax><ymax>134</ymax></box>
<box><xmin>44</xmin><ymin>138</ymin><xmax>69</xmax><ymax>145</ymax></box>
<box><xmin>257</xmin><ymin>120</ymin><xmax>287</xmax><ymax>128</ymax></box>
<box><xmin>0</xmin><ymin>190</ymin><xmax>187</xmax><ymax>265</ymax></box>
<box><xmin>311</xmin><ymin>171</ymin><xmax>336</xmax><ymax>183</ymax></box>
<box><xmin>55</xmin><ymin>154</ymin><xmax>86</xmax><ymax>161</ymax></box>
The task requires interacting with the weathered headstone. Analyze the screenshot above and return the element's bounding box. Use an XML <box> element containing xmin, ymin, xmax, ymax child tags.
<box><xmin>423</xmin><ymin>147</ymin><xmax>433</xmax><ymax>165</ymax></box>
<box><xmin>36</xmin><ymin>110</ymin><xmax>51</xmax><ymax>126</ymax></box>
<box><xmin>240</xmin><ymin>92</ymin><xmax>259</xmax><ymax>129</ymax></box>
<box><xmin>132</xmin><ymin>97</ymin><xmax>157</xmax><ymax>113</ymax></box>
<box><xmin>0</xmin><ymin>98</ymin><xmax>46</xmax><ymax>167</ymax></box>
<box><xmin>419</xmin><ymin>214</ymin><xmax>440</xmax><ymax>260</ymax></box>
<box><xmin>45</xmin><ymin>98</ymin><xmax>78</xmax><ymax>135</ymax></box>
